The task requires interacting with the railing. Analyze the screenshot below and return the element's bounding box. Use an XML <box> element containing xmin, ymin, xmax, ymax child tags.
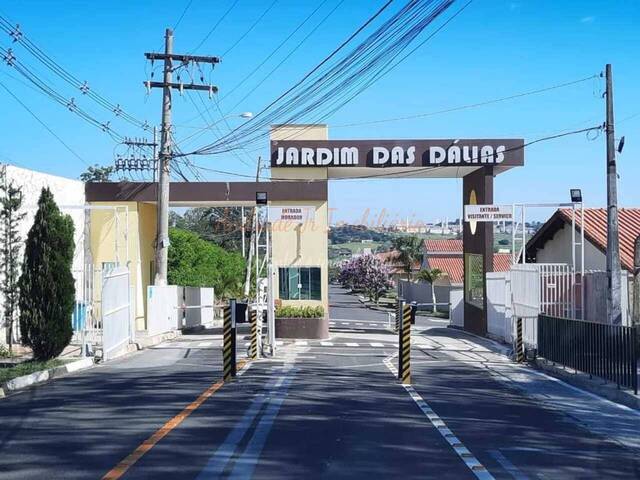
<box><xmin>537</xmin><ymin>314</ymin><xmax>638</xmax><ymax>394</ymax></box>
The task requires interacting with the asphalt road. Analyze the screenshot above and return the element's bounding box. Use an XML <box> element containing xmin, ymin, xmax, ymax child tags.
<box><xmin>1</xmin><ymin>285</ymin><xmax>639</xmax><ymax>479</ymax></box>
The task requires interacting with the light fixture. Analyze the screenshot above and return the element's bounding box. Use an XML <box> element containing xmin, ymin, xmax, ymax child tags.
<box><xmin>239</xmin><ymin>112</ymin><xmax>253</xmax><ymax>119</ymax></box>
<box><xmin>570</xmin><ymin>188</ymin><xmax>582</xmax><ymax>203</ymax></box>
<box><xmin>256</xmin><ymin>191</ymin><xmax>268</xmax><ymax>205</ymax></box>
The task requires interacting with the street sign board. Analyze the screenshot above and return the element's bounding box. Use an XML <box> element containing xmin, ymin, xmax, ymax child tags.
<box><xmin>269</xmin><ymin>206</ymin><xmax>315</xmax><ymax>223</ymax></box>
<box><xmin>464</xmin><ymin>204</ymin><xmax>513</xmax><ymax>222</ymax></box>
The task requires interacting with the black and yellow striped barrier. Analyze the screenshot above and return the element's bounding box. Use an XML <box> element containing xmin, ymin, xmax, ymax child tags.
<box><xmin>223</xmin><ymin>299</ymin><xmax>237</xmax><ymax>381</ymax></box>
<box><xmin>249</xmin><ymin>308</ymin><xmax>258</xmax><ymax>359</ymax></box>
<box><xmin>395</xmin><ymin>300</ymin><xmax>401</xmax><ymax>333</ymax></box>
<box><xmin>515</xmin><ymin>317</ymin><xmax>524</xmax><ymax>363</ymax></box>
<box><xmin>398</xmin><ymin>302</ymin><xmax>414</xmax><ymax>385</ymax></box>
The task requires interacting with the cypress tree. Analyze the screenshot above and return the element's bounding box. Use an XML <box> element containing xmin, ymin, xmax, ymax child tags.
<box><xmin>19</xmin><ymin>188</ymin><xmax>75</xmax><ymax>361</ymax></box>
<box><xmin>0</xmin><ymin>165</ymin><xmax>26</xmax><ymax>354</ymax></box>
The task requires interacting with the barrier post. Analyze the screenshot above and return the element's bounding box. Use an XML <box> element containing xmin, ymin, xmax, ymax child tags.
<box><xmin>223</xmin><ymin>304</ymin><xmax>233</xmax><ymax>381</ymax></box>
<box><xmin>398</xmin><ymin>301</ymin><xmax>412</xmax><ymax>384</ymax></box>
<box><xmin>395</xmin><ymin>299</ymin><xmax>401</xmax><ymax>333</ymax></box>
<box><xmin>230</xmin><ymin>298</ymin><xmax>237</xmax><ymax>377</ymax></box>
<box><xmin>249</xmin><ymin>307</ymin><xmax>259</xmax><ymax>359</ymax></box>
<box><xmin>516</xmin><ymin>317</ymin><xmax>524</xmax><ymax>363</ymax></box>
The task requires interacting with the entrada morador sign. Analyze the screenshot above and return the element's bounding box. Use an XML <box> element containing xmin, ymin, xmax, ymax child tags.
<box><xmin>271</xmin><ymin>139</ymin><xmax>524</xmax><ymax>168</ymax></box>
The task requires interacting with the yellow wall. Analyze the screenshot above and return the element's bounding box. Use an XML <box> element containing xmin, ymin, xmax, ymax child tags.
<box><xmin>89</xmin><ymin>202</ymin><xmax>156</xmax><ymax>331</ymax></box>
<box><xmin>270</xmin><ymin>125</ymin><xmax>330</xmax><ymax>315</ymax></box>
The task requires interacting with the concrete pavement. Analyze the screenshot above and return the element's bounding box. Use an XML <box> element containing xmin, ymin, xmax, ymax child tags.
<box><xmin>0</xmin><ymin>285</ymin><xmax>638</xmax><ymax>479</ymax></box>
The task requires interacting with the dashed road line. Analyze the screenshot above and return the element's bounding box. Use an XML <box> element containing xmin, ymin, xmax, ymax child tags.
<box><xmin>383</xmin><ymin>354</ymin><xmax>494</xmax><ymax>480</ymax></box>
<box><xmin>345</xmin><ymin>342</ymin><xmax>359</xmax><ymax>347</ymax></box>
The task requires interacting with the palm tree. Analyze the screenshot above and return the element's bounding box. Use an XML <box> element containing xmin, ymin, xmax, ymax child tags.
<box><xmin>416</xmin><ymin>268</ymin><xmax>445</xmax><ymax>313</ymax></box>
<box><xmin>392</xmin><ymin>236</ymin><xmax>423</xmax><ymax>281</ymax></box>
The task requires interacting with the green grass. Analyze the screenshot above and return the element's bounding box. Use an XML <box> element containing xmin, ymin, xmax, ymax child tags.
<box><xmin>0</xmin><ymin>359</ymin><xmax>68</xmax><ymax>384</ymax></box>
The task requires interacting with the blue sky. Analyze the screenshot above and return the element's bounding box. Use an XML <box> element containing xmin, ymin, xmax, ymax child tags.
<box><xmin>0</xmin><ymin>0</ymin><xmax>638</xmax><ymax>223</ymax></box>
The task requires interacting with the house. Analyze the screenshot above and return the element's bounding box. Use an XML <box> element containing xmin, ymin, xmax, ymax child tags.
<box><xmin>374</xmin><ymin>250</ymin><xmax>421</xmax><ymax>284</ymax></box>
<box><xmin>423</xmin><ymin>238</ymin><xmax>512</xmax><ymax>286</ymax></box>
<box><xmin>526</xmin><ymin>208</ymin><xmax>640</xmax><ymax>274</ymax></box>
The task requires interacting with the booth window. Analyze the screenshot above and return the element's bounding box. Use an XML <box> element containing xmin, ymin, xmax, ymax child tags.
<box><xmin>279</xmin><ymin>267</ymin><xmax>321</xmax><ymax>300</ymax></box>
<box><xmin>465</xmin><ymin>253</ymin><xmax>484</xmax><ymax>309</ymax></box>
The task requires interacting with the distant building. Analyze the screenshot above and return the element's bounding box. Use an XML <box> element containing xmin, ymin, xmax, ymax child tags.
<box><xmin>422</xmin><ymin>238</ymin><xmax>511</xmax><ymax>287</ymax></box>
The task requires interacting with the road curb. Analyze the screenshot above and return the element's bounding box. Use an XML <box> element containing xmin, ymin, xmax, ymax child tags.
<box><xmin>0</xmin><ymin>357</ymin><xmax>95</xmax><ymax>398</ymax></box>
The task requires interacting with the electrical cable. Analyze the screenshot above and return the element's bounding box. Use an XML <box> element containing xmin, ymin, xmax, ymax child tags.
<box><xmin>0</xmin><ymin>79</ymin><xmax>90</xmax><ymax>166</ymax></box>
<box><xmin>189</xmin><ymin>0</ymin><xmax>241</xmax><ymax>53</ymax></box>
<box><xmin>220</xmin><ymin>0</ymin><xmax>279</xmax><ymax>58</ymax></box>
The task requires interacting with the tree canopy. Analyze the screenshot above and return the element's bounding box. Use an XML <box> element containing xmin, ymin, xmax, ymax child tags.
<box><xmin>168</xmin><ymin>228</ymin><xmax>246</xmax><ymax>299</ymax></box>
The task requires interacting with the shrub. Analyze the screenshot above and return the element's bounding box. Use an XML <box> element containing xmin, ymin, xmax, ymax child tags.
<box><xmin>19</xmin><ymin>188</ymin><xmax>75</xmax><ymax>361</ymax></box>
<box><xmin>275</xmin><ymin>305</ymin><xmax>325</xmax><ymax>318</ymax></box>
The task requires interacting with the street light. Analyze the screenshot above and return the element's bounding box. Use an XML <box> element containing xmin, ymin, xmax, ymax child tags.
<box><xmin>570</xmin><ymin>189</ymin><xmax>582</xmax><ymax>203</ymax></box>
<box><xmin>239</xmin><ymin>112</ymin><xmax>253</xmax><ymax>119</ymax></box>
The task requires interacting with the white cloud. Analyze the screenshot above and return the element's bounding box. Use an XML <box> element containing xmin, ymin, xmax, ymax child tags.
<box><xmin>580</xmin><ymin>16</ymin><xmax>595</xmax><ymax>24</ymax></box>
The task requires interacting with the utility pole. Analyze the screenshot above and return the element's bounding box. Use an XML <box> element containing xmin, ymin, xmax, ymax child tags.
<box><xmin>144</xmin><ymin>29</ymin><xmax>219</xmax><ymax>285</ymax></box>
<box><xmin>605</xmin><ymin>64</ymin><xmax>622</xmax><ymax>325</ymax></box>
<box><xmin>243</xmin><ymin>157</ymin><xmax>262</xmax><ymax>297</ymax></box>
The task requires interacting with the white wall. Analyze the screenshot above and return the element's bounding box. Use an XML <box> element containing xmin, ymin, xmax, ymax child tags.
<box><xmin>534</xmin><ymin>223</ymin><xmax>605</xmax><ymax>272</ymax></box>
<box><xmin>0</xmin><ymin>164</ymin><xmax>85</xmax><ymax>345</ymax></box>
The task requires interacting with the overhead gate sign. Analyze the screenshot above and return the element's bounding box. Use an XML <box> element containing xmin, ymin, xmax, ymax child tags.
<box><xmin>464</xmin><ymin>204</ymin><xmax>513</xmax><ymax>222</ymax></box>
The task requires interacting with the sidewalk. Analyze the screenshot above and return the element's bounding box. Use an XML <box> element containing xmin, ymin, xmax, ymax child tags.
<box><xmin>415</xmin><ymin>327</ymin><xmax>640</xmax><ymax>452</ymax></box>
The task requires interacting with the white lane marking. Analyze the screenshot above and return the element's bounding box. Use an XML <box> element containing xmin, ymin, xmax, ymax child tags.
<box><xmin>341</xmin><ymin>322</ymin><xmax>349</xmax><ymax>325</ymax></box>
<box><xmin>197</xmin><ymin>341</ymin><xmax>211</xmax><ymax>347</ymax></box>
<box><xmin>295</xmin><ymin>340</ymin><xmax>308</xmax><ymax>346</ymax></box>
<box><xmin>244</xmin><ymin>342</ymin><xmax>250</xmax><ymax>347</ymax></box>
<box><xmin>371</xmin><ymin>342</ymin><xmax>385</xmax><ymax>347</ymax></box>
<box><xmin>345</xmin><ymin>342</ymin><xmax>359</xmax><ymax>347</ymax></box>
<box><xmin>369</xmin><ymin>323</ymin><xmax>378</xmax><ymax>326</ymax></box>
<box><xmin>228</xmin><ymin>374</ymin><xmax>295</xmax><ymax>478</ymax></box>
<box><xmin>383</xmin><ymin>354</ymin><xmax>494</xmax><ymax>480</ymax></box>
<box><xmin>489</xmin><ymin>450</ymin><xmax>529</xmax><ymax>480</ymax></box>
<box><xmin>320</xmin><ymin>341</ymin><xmax>334</xmax><ymax>346</ymax></box>
<box><xmin>356</xmin><ymin>322</ymin><xmax>364</xmax><ymax>326</ymax></box>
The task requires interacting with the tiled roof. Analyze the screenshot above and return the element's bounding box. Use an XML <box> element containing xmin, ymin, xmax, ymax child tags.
<box><xmin>374</xmin><ymin>250</ymin><xmax>420</xmax><ymax>272</ymax></box>
<box><xmin>426</xmin><ymin>253</ymin><xmax>512</xmax><ymax>285</ymax></box>
<box><xmin>424</xmin><ymin>238</ymin><xmax>463</xmax><ymax>253</ymax></box>
<box><xmin>553</xmin><ymin>208</ymin><xmax>640</xmax><ymax>271</ymax></box>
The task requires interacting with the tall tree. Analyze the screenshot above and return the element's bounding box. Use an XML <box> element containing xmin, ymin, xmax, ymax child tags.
<box><xmin>392</xmin><ymin>236</ymin><xmax>423</xmax><ymax>281</ymax></box>
<box><xmin>79</xmin><ymin>164</ymin><xmax>114</xmax><ymax>182</ymax></box>
<box><xmin>0</xmin><ymin>166</ymin><xmax>26</xmax><ymax>353</ymax></box>
<box><xmin>416</xmin><ymin>268</ymin><xmax>445</xmax><ymax>313</ymax></box>
<box><xmin>19</xmin><ymin>188</ymin><xmax>75</xmax><ymax>361</ymax></box>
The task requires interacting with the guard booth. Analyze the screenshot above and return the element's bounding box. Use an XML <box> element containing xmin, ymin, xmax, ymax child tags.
<box><xmin>85</xmin><ymin>124</ymin><xmax>523</xmax><ymax>337</ymax></box>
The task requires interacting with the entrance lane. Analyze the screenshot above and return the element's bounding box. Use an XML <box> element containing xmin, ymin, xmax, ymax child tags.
<box><xmin>408</xmin><ymin>330</ymin><xmax>640</xmax><ymax>479</ymax></box>
<box><xmin>247</xmin><ymin>342</ymin><xmax>476</xmax><ymax>479</ymax></box>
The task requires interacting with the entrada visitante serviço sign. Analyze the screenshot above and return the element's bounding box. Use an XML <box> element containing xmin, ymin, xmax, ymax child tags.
<box><xmin>271</xmin><ymin>139</ymin><xmax>524</xmax><ymax>168</ymax></box>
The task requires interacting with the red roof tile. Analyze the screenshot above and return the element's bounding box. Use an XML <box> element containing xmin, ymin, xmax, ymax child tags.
<box><xmin>424</xmin><ymin>238</ymin><xmax>463</xmax><ymax>253</ymax></box>
<box><xmin>558</xmin><ymin>208</ymin><xmax>640</xmax><ymax>271</ymax></box>
<box><xmin>426</xmin><ymin>253</ymin><xmax>512</xmax><ymax>285</ymax></box>
<box><xmin>375</xmin><ymin>250</ymin><xmax>420</xmax><ymax>272</ymax></box>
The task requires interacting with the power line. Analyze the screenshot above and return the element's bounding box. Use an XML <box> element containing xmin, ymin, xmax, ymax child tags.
<box><xmin>0</xmin><ymin>79</ymin><xmax>90</xmax><ymax>166</ymax></box>
<box><xmin>0</xmin><ymin>15</ymin><xmax>150</xmax><ymax>131</ymax></box>
<box><xmin>190</xmin><ymin>0</ymin><xmax>460</xmax><ymax>156</ymax></box>
<box><xmin>220</xmin><ymin>0</ymin><xmax>279</xmax><ymax>58</ymax></box>
<box><xmin>331</xmin><ymin>74</ymin><xmax>599</xmax><ymax>128</ymax></box>
<box><xmin>190</xmin><ymin>0</ymin><xmax>241</xmax><ymax>53</ymax></box>
<box><xmin>0</xmin><ymin>45</ymin><xmax>125</xmax><ymax>141</ymax></box>
<box><xmin>185</xmin><ymin>124</ymin><xmax>603</xmax><ymax>182</ymax></box>
<box><xmin>172</xmin><ymin>0</ymin><xmax>195</xmax><ymax>31</ymax></box>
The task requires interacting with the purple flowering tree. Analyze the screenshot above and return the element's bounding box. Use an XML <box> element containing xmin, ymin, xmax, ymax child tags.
<box><xmin>339</xmin><ymin>254</ymin><xmax>392</xmax><ymax>303</ymax></box>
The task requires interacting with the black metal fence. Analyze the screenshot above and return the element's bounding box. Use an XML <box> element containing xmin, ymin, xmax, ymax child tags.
<box><xmin>537</xmin><ymin>314</ymin><xmax>638</xmax><ymax>394</ymax></box>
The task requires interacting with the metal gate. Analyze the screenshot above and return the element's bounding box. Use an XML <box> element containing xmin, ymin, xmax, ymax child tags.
<box><xmin>101</xmin><ymin>266</ymin><xmax>131</xmax><ymax>361</ymax></box>
<box><xmin>538</xmin><ymin>263</ymin><xmax>575</xmax><ymax>319</ymax></box>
